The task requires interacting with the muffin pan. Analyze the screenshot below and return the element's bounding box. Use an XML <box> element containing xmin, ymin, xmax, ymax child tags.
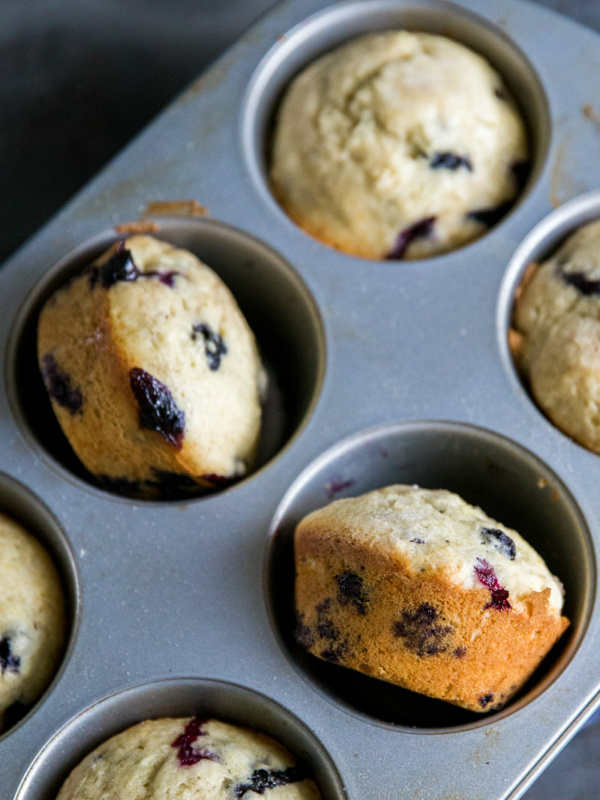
<box><xmin>2</xmin><ymin>0</ymin><xmax>600</xmax><ymax>797</ymax></box>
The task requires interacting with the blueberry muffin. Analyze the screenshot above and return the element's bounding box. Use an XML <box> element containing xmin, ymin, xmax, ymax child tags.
<box><xmin>512</xmin><ymin>219</ymin><xmax>600</xmax><ymax>453</ymax></box>
<box><xmin>0</xmin><ymin>513</ymin><xmax>65</xmax><ymax>731</ymax></box>
<box><xmin>294</xmin><ymin>485</ymin><xmax>568</xmax><ymax>712</ymax></box>
<box><xmin>271</xmin><ymin>31</ymin><xmax>528</xmax><ymax>260</ymax></box>
<box><xmin>38</xmin><ymin>236</ymin><xmax>266</xmax><ymax>499</ymax></box>
<box><xmin>56</xmin><ymin>717</ymin><xmax>322</xmax><ymax>799</ymax></box>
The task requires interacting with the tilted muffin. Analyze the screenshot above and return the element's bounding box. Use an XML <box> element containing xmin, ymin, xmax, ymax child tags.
<box><xmin>512</xmin><ymin>219</ymin><xmax>600</xmax><ymax>454</ymax></box>
<box><xmin>38</xmin><ymin>235</ymin><xmax>266</xmax><ymax>499</ymax></box>
<box><xmin>0</xmin><ymin>513</ymin><xmax>65</xmax><ymax>731</ymax></box>
<box><xmin>56</xmin><ymin>717</ymin><xmax>322</xmax><ymax>799</ymax></box>
<box><xmin>271</xmin><ymin>31</ymin><xmax>528</xmax><ymax>260</ymax></box>
<box><xmin>294</xmin><ymin>485</ymin><xmax>568</xmax><ymax>713</ymax></box>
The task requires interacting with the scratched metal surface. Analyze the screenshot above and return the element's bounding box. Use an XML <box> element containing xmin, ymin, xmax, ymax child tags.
<box><xmin>2</xmin><ymin>1</ymin><xmax>600</xmax><ymax>798</ymax></box>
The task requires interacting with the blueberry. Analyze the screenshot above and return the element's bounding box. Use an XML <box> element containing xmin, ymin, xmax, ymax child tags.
<box><xmin>387</xmin><ymin>217</ymin><xmax>436</xmax><ymax>260</ymax></box>
<box><xmin>89</xmin><ymin>243</ymin><xmax>139</xmax><ymax>289</ymax></box>
<box><xmin>335</xmin><ymin>571</ymin><xmax>369</xmax><ymax>615</ymax></box>
<box><xmin>234</xmin><ymin>767</ymin><xmax>302</xmax><ymax>798</ymax></box>
<box><xmin>481</xmin><ymin>527</ymin><xmax>516</xmax><ymax>560</ymax></box>
<box><xmin>474</xmin><ymin>558</ymin><xmax>511</xmax><ymax>611</ymax></box>
<box><xmin>558</xmin><ymin>267</ymin><xmax>600</xmax><ymax>296</ymax></box>
<box><xmin>453</xmin><ymin>646</ymin><xmax>467</xmax><ymax>658</ymax></box>
<box><xmin>129</xmin><ymin>368</ymin><xmax>185</xmax><ymax>448</ymax></box>
<box><xmin>479</xmin><ymin>693</ymin><xmax>494</xmax><ymax>709</ymax></box>
<box><xmin>393</xmin><ymin>603</ymin><xmax>454</xmax><ymax>656</ymax></box>
<box><xmin>170</xmin><ymin>718</ymin><xmax>219</xmax><ymax>767</ymax></box>
<box><xmin>0</xmin><ymin>637</ymin><xmax>20</xmax><ymax>674</ymax></box>
<box><xmin>191</xmin><ymin>323</ymin><xmax>227</xmax><ymax>371</ymax></box>
<box><xmin>430</xmin><ymin>152</ymin><xmax>473</xmax><ymax>171</ymax></box>
<box><xmin>41</xmin><ymin>354</ymin><xmax>83</xmax><ymax>415</ymax></box>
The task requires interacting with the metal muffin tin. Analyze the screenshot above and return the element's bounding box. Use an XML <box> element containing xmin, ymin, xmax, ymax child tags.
<box><xmin>2</xmin><ymin>0</ymin><xmax>600</xmax><ymax>797</ymax></box>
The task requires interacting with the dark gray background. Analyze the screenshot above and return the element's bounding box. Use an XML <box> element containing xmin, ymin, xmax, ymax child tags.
<box><xmin>2</xmin><ymin>0</ymin><xmax>599</xmax><ymax>797</ymax></box>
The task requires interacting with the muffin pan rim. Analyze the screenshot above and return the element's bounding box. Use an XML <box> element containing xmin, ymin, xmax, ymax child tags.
<box><xmin>241</xmin><ymin>0</ymin><xmax>551</xmax><ymax>261</ymax></box>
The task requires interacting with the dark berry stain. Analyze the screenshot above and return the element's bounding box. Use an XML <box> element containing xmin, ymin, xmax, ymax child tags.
<box><xmin>0</xmin><ymin>637</ymin><xmax>20</xmax><ymax>674</ymax></box>
<box><xmin>430</xmin><ymin>152</ymin><xmax>473</xmax><ymax>171</ymax></box>
<box><xmin>129</xmin><ymin>367</ymin><xmax>185</xmax><ymax>448</ymax></box>
<box><xmin>294</xmin><ymin>615</ymin><xmax>314</xmax><ymax>650</ymax></box>
<box><xmin>474</xmin><ymin>558</ymin><xmax>511</xmax><ymax>611</ymax></box>
<box><xmin>558</xmin><ymin>265</ymin><xmax>600</xmax><ymax>296</ymax></box>
<box><xmin>393</xmin><ymin>603</ymin><xmax>454</xmax><ymax>656</ymax></box>
<box><xmin>315</xmin><ymin>598</ymin><xmax>339</xmax><ymax>641</ymax></box>
<box><xmin>387</xmin><ymin>216</ymin><xmax>436</xmax><ymax>259</ymax></box>
<box><xmin>479</xmin><ymin>693</ymin><xmax>494</xmax><ymax>709</ymax></box>
<box><xmin>336</xmin><ymin>571</ymin><xmax>369</xmax><ymax>615</ymax></box>
<box><xmin>171</xmin><ymin>718</ymin><xmax>219</xmax><ymax>767</ymax></box>
<box><xmin>325</xmin><ymin>478</ymin><xmax>355</xmax><ymax>499</ymax></box>
<box><xmin>410</xmin><ymin>538</ymin><xmax>425</xmax><ymax>544</ymax></box>
<box><xmin>321</xmin><ymin>644</ymin><xmax>348</xmax><ymax>663</ymax></box>
<box><xmin>468</xmin><ymin>200</ymin><xmax>513</xmax><ymax>229</ymax></box>
<box><xmin>200</xmin><ymin>473</ymin><xmax>237</xmax><ymax>488</ymax></box>
<box><xmin>317</xmin><ymin>619</ymin><xmax>338</xmax><ymax>640</ymax></box>
<box><xmin>98</xmin><ymin>475</ymin><xmax>142</xmax><ymax>497</ymax></box>
<box><xmin>512</xmin><ymin>161</ymin><xmax>531</xmax><ymax>191</ymax></box>
<box><xmin>40</xmin><ymin>354</ymin><xmax>83</xmax><ymax>414</ymax></box>
<box><xmin>481</xmin><ymin>527</ymin><xmax>516</xmax><ymax>560</ymax></box>
<box><xmin>233</xmin><ymin>767</ymin><xmax>302</xmax><ymax>798</ymax></box>
<box><xmin>146</xmin><ymin>469</ymin><xmax>200</xmax><ymax>498</ymax></box>
<box><xmin>192</xmin><ymin>323</ymin><xmax>227</xmax><ymax>370</ymax></box>
<box><xmin>89</xmin><ymin>243</ymin><xmax>139</xmax><ymax>289</ymax></box>
<box><xmin>316</xmin><ymin>598</ymin><xmax>331</xmax><ymax>614</ymax></box>
<box><xmin>453</xmin><ymin>646</ymin><xmax>467</xmax><ymax>658</ymax></box>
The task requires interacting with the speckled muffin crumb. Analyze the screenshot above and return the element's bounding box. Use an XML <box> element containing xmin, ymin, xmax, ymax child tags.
<box><xmin>0</xmin><ymin>513</ymin><xmax>65</xmax><ymax>731</ymax></box>
<box><xmin>294</xmin><ymin>485</ymin><xmax>568</xmax><ymax>712</ymax></box>
<box><xmin>512</xmin><ymin>219</ymin><xmax>600</xmax><ymax>454</ymax></box>
<box><xmin>56</xmin><ymin>718</ymin><xmax>322</xmax><ymax>799</ymax></box>
<box><xmin>270</xmin><ymin>31</ymin><xmax>528</xmax><ymax>260</ymax></box>
<box><xmin>38</xmin><ymin>235</ymin><xmax>266</xmax><ymax>499</ymax></box>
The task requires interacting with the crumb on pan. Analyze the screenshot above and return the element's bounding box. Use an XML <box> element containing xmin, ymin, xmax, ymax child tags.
<box><xmin>143</xmin><ymin>200</ymin><xmax>209</xmax><ymax>217</ymax></box>
<box><xmin>114</xmin><ymin>220</ymin><xmax>159</xmax><ymax>235</ymax></box>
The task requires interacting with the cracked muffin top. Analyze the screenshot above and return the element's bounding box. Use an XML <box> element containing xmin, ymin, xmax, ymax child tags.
<box><xmin>270</xmin><ymin>31</ymin><xmax>528</xmax><ymax>260</ymax></box>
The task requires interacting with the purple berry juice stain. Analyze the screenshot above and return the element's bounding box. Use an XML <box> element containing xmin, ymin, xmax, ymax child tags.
<box><xmin>474</xmin><ymin>558</ymin><xmax>511</xmax><ymax>611</ymax></box>
<box><xmin>325</xmin><ymin>478</ymin><xmax>355</xmax><ymax>499</ymax></box>
<box><xmin>171</xmin><ymin>718</ymin><xmax>219</xmax><ymax>767</ymax></box>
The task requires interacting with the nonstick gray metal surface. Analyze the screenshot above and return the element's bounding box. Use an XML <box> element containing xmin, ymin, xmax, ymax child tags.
<box><xmin>2</xmin><ymin>0</ymin><xmax>600</xmax><ymax>798</ymax></box>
